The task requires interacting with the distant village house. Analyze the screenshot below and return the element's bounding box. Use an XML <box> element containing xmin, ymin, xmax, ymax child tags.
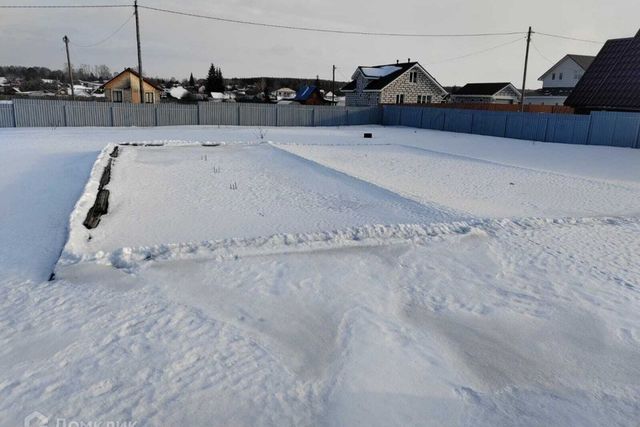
<box><xmin>525</xmin><ymin>54</ymin><xmax>595</xmax><ymax>106</ymax></box>
<box><xmin>342</xmin><ymin>61</ymin><xmax>447</xmax><ymax>107</ymax></box>
<box><xmin>101</xmin><ymin>68</ymin><xmax>161</xmax><ymax>104</ymax></box>
<box><xmin>450</xmin><ymin>83</ymin><xmax>521</xmax><ymax>104</ymax></box>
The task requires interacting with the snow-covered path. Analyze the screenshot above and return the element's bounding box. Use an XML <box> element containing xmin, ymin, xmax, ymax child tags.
<box><xmin>1</xmin><ymin>126</ymin><xmax>640</xmax><ymax>426</ymax></box>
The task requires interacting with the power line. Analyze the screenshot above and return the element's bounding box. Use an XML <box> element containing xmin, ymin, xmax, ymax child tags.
<box><xmin>536</xmin><ymin>32</ymin><xmax>603</xmax><ymax>44</ymax></box>
<box><xmin>0</xmin><ymin>4</ymin><xmax>605</xmax><ymax>44</ymax></box>
<box><xmin>70</xmin><ymin>12</ymin><xmax>134</xmax><ymax>48</ymax></box>
<box><xmin>531</xmin><ymin>41</ymin><xmax>554</xmax><ymax>63</ymax></box>
<box><xmin>426</xmin><ymin>36</ymin><xmax>525</xmax><ymax>65</ymax></box>
<box><xmin>139</xmin><ymin>5</ymin><xmax>525</xmax><ymax>38</ymax></box>
<box><xmin>0</xmin><ymin>4</ymin><xmax>130</xmax><ymax>8</ymax></box>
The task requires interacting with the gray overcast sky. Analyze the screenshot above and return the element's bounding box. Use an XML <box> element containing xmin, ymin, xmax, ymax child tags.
<box><xmin>1</xmin><ymin>0</ymin><xmax>639</xmax><ymax>87</ymax></box>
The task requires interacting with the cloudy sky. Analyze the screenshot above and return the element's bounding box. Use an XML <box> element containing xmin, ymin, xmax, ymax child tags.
<box><xmin>1</xmin><ymin>0</ymin><xmax>639</xmax><ymax>87</ymax></box>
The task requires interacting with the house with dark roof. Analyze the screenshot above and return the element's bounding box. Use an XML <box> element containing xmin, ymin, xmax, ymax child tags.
<box><xmin>342</xmin><ymin>60</ymin><xmax>447</xmax><ymax>107</ymax></box>
<box><xmin>523</xmin><ymin>54</ymin><xmax>595</xmax><ymax>106</ymax></box>
<box><xmin>283</xmin><ymin>85</ymin><xmax>329</xmax><ymax>105</ymax></box>
<box><xmin>539</xmin><ymin>55</ymin><xmax>595</xmax><ymax>89</ymax></box>
<box><xmin>565</xmin><ymin>30</ymin><xmax>640</xmax><ymax>112</ymax></box>
<box><xmin>450</xmin><ymin>83</ymin><xmax>521</xmax><ymax>104</ymax></box>
<box><xmin>101</xmin><ymin>68</ymin><xmax>162</xmax><ymax>104</ymax></box>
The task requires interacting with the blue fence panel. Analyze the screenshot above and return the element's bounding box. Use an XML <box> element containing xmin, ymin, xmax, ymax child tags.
<box><xmin>112</xmin><ymin>104</ymin><xmax>155</xmax><ymax>127</ymax></box>
<box><xmin>65</xmin><ymin>103</ymin><xmax>112</xmax><ymax>127</ymax></box>
<box><xmin>276</xmin><ymin>106</ymin><xmax>314</xmax><ymax>127</ymax></box>
<box><xmin>588</xmin><ymin>111</ymin><xmax>640</xmax><ymax>148</ymax></box>
<box><xmin>420</xmin><ymin>108</ymin><xmax>446</xmax><ymax>130</ymax></box>
<box><xmin>399</xmin><ymin>107</ymin><xmax>422</xmax><ymax>127</ymax></box>
<box><xmin>444</xmin><ymin>109</ymin><xmax>473</xmax><ymax>133</ymax></box>
<box><xmin>382</xmin><ymin>106</ymin><xmax>401</xmax><ymax>126</ymax></box>
<box><xmin>0</xmin><ymin>103</ymin><xmax>15</xmax><ymax>127</ymax></box>
<box><xmin>238</xmin><ymin>104</ymin><xmax>277</xmax><ymax>126</ymax></box>
<box><xmin>314</xmin><ymin>106</ymin><xmax>347</xmax><ymax>126</ymax></box>
<box><xmin>545</xmin><ymin>114</ymin><xmax>590</xmax><ymax>145</ymax></box>
<box><xmin>347</xmin><ymin>107</ymin><xmax>381</xmax><ymax>125</ymax></box>
<box><xmin>199</xmin><ymin>102</ymin><xmax>239</xmax><ymax>125</ymax></box>
<box><xmin>520</xmin><ymin>113</ymin><xmax>549</xmax><ymax>141</ymax></box>
<box><xmin>13</xmin><ymin>99</ymin><xmax>66</xmax><ymax>127</ymax></box>
<box><xmin>470</xmin><ymin>111</ymin><xmax>508</xmax><ymax>137</ymax></box>
<box><xmin>156</xmin><ymin>104</ymin><xmax>198</xmax><ymax>126</ymax></box>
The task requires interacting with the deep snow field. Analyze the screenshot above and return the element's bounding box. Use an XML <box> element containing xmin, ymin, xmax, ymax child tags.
<box><xmin>1</xmin><ymin>125</ymin><xmax>640</xmax><ymax>426</ymax></box>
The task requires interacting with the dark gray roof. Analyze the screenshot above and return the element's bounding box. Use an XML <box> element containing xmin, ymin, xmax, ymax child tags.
<box><xmin>341</xmin><ymin>62</ymin><xmax>445</xmax><ymax>93</ymax></box>
<box><xmin>567</xmin><ymin>54</ymin><xmax>596</xmax><ymax>71</ymax></box>
<box><xmin>565</xmin><ymin>32</ymin><xmax>640</xmax><ymax>111</ymax></box>
<box><xmin>538</xmin><ymin>54</ymin><xmax>596</xmax><ymax>80</ymax></box>
<box><xmin>453</xmin><ymin>83</ymin><xmax>514</xmax><ymax>96</ymax></box>
<box><xmin>362</xmin><ymin>62</ymin><xmax>418</xmax><ymax>91</ymax></box>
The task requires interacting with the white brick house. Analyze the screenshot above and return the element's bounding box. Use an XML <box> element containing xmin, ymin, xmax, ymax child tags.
<box><xmin>342</xmin><ymin>61</ymin><xmax>447</xmax><ymax>107</ymax></box>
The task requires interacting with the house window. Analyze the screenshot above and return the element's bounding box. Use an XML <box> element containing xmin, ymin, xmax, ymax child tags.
<box><xmin>427</xmin><ymin>95</ymin><xmax>432</xmax><ymax>104</ymax></box>
<box><xmin>552</xmin><ymin>73</ymin><xmax>556</xmax><ymax>80</ymax></box>
<box><xmin>409</xmin><ymin>71</ymin><xmax>418</xmax><ymax>83</ymax></box>
<box><xmin>112</xmin><ymin>89</ymin><xmax>123</xmax><ymax>103</ymax></box>
<box><xmin>559</xmin><ymin>73</ymin><xmax>563</xmax><ymax>80</ymax></box>
<box><xmin>395</xmin><ymin>94</ymin><xmax>405</xmax><ymax>104</ymax></box>
<box><xmin>144</xmin><ymin>92</ymin><xmax>155</xmax><ymax>103</ymax></box>
<box><xmin>417</xmin><ymin>95</ymin><xmax>432</xmax><ymax>104</ymax></box>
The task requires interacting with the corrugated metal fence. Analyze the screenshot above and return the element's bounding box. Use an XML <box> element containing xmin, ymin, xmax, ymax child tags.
<box><xmin>2</xmin><ymin>99</ymin><xmax>638</xmax><ymax>149</ymax></box>
<box><xmin>0</xmin><ymin>99</ymin><xmax>381</xmax><ymax>128</ymax></box>
<box><xmin>382</xmin><ymin>106</ymin><xmax>640</xmax><ymax>149</ymax></box>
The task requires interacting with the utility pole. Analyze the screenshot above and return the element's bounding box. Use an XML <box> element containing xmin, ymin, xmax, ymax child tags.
<box><xmin>63</xmin><ymin>35</ymin><xmax>75</xmax><ymax>100</ymax></box>
<box><xmin>332</xmin><ymin>65</ymin><xmax>336</xmax><ymax>105</ymax></box>
<box><xmin>134</xmin><ymin>0</ymin><xmax>144</xmax><ymax>103</ymax></box>
<box><xmin>520</xmin><ymin>26</ymin><xmax>532</xmax><ymax>112</ymax></box>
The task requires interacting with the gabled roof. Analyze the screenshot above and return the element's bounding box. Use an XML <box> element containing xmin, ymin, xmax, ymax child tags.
<box><xmin>565</xmin><ymin>31</ymin><xmax>640</xmax><ymax>111</ymax></box>
<box><xmin>293</xmin><ymin>85</ymin><xmax>320</xmax><ymax>101</ymax></box>
<box><xmin>453</xmin><ymin>82</ymin><xmax>519</xmax><ymax>97</ymax></box>
<box><xmin>538</xmin><ymin>54</ymin><xmax>596</xmax><ymax>80</ymax></box>
<box><xmin>341</xmin><ymin>61</ymin><xmax>446</xmax><ymax>95</ymax></box>
<box><xmin>101</xmin><ymin>68</ymin><xmax>162</xmax><ymax>91</ymax></box>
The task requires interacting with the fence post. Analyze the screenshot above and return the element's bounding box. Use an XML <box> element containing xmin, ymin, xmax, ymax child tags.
<box><xmin>154</xmin><ymin>106</ymin><xmax>159</xmax><ymax>126</ymax></box>
<box><xmin>12</xmin><ymin>102</ymin><xmax>17</xmax><ymax>127</ymax></box>
<box><xmin>237</xmin><ymin>104</ymin><xmax>241</xmax><ymax>126</ymax></box>
<box><xmin>312</xmin><ymin>107</ymin><xmax>316</xmax><ymax>127</ymax></box>
<box><xmin>275</xmin><ymin>105</ymin><xmax>279</xmax><ymax>127</ymax></box>
<box><xmin>63</xmin><ymin>104</ymin><xmax>68</xmax><ymax>127</ymax></box>
<box><xmin>197</xmin><ymin>102</ymin><xmax>201</xmax><ymax>126</ymax></box>
<box><xmin>110</xmin><ymin>106</ymin><xmax>115</xmax><ymax>127</ymax></box>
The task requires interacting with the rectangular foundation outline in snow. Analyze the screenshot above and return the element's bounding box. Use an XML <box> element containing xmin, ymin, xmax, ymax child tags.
<box><xmin>54</xmin><ymin>141</ymin><xmax>467</xmax><ymax>273</ymax></box>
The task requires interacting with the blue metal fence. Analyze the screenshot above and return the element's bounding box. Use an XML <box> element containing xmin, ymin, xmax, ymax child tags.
<box><xmin>2</xmin><ymin>99</ymin><xmax>639</xmax><ymax>149</ymax></box>
<box><xmin>0</xmin><ymin>99</ymin><xmax>383</xmax><ymax>129</ymax></box>
<box><xmin>383</xmin><ymin>105</ymin><xmax>640</xmax><ymax>149</ymax></box>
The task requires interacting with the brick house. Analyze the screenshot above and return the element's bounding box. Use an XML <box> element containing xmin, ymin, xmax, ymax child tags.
<box><xmin>341</xmin><ymin>61</ymin><xmax>447</xmax><ymax>107</ymax></box>
<box><xmin>101</xmin><ymin>68</ymin><xmax>162</xmax><ymax>104</ymax></box>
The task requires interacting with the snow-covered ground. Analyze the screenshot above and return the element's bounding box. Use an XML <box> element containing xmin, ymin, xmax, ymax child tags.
<box><xmin>1</xmin><ymin>125</ymin><xmax>640</xmax><ymax>426</ymax></box>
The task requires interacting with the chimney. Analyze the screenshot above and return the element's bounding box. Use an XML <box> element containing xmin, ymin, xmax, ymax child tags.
<box><xmin>396</xmin><ymin>59</ymin><xmax>399</xmax><ymax>64</ymax></box>
<box><xmin>408</xmin><ymin>58</ymin><xmax>411</xmax><ymax>63</ymax></box>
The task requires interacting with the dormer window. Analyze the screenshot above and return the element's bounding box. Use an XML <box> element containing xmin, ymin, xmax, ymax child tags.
<box><xmin>409</xmin><ymin>71</ymin><xmax>418</xmax><ymax>83</ymax></box>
